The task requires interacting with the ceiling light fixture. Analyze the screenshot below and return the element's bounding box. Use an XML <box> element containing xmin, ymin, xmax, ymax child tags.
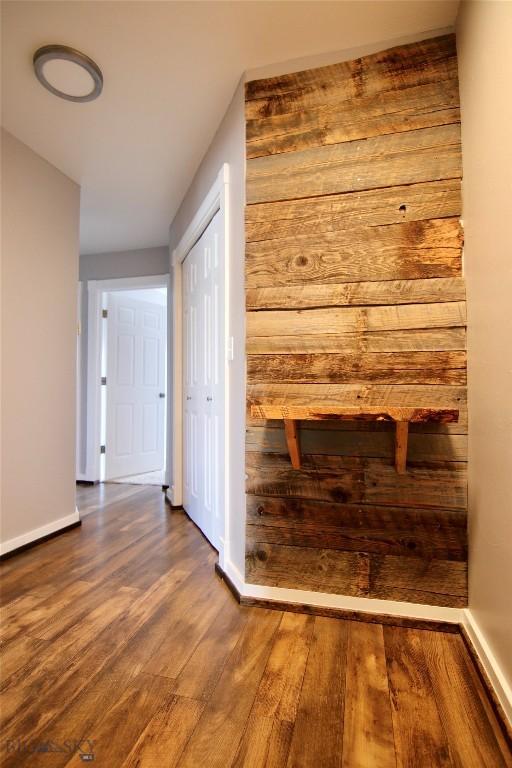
<box><xmin>33</xmin><ymin>45</ymin><xmax>103</xmax><ymax>103</ymax></box>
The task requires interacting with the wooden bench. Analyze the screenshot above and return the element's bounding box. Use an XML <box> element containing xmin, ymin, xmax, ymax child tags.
<box><xmin>250</xmin><ymin>404</ymin><xmax>460</xmax><ymax>474</ymax></box>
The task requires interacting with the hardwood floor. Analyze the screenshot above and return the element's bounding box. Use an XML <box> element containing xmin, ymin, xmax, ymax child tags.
<box><xmin>0</xmin><ymin>483</ymin><xmax>510</xmax><ymax>767</ymax></box>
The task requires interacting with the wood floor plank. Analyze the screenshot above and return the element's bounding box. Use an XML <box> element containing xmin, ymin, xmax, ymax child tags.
<box><xmin>233</xmin><ymin>716</ymin><xmax>294</xmax><ymax>768</ymax></box>
<box><xmin>342</xmin><ymin>621</ymin><xmax>396</xmax><ymax>768</ymax></box>
<box><xmin>420</xmin><ymin>632</ymin><xmax>512</xmax><ymax>767</ymax></box>
<box><xmin>383</xmin><ymin>626</ymin><xmax>452</xmax><ymax>767</ymax></box>
<box><xmin>176</xmin><ymin>607</ymin><xmax>282</xmax><ymax>768</ymax></box>
<box><xmin>0</xmin><ymin>484</ymin><xmax>508</xmax><ymax>768</ymax></box>
<box><xmin>142</xmin><ymin>565</ymin><xmax>232</xmax><ymax>679</ymax></box>
<box><xmin>64</xmin><ymin>673</ymin><xmax>175</xmax><ymax>767</ymax></box>
<box><xmin>121</xmin><ymin>695</ymin><xmax>206</xmax><ymax>768</ymax></box>
<box><xmin>286</xmin><ymin>616</ymin><xmax>348</xmax><ymax>768</ymax></box>
<box><xmin>171</xmin><ymin>594</ymin><xmax>249</xmax><ymax>701</ymax></box>
<box><xmin>251</xmin><ymin>611</ymin><xmax>314</xmax><ymax>722</ymax></box>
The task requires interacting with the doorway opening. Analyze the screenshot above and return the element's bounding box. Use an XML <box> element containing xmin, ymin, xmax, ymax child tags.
<box><xmin>80</xmin><ymin>274</ymin><xmax>170</xmax><ymax>488</ymax></box>
<box><xmin>101</xmin><ymin>286</ymin><xmax>167</xmax><ymax>486</ymax></box>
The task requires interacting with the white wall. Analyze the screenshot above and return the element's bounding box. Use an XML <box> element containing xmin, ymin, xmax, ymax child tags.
<box><xmin>457</xmin><ymin>0</ymin><xmax>512</xmax><ymax>698</ymax></box>
<box><xmin>79</xmin><ymin>246</ymin><xmax>169</xmax><ymax>282</ymax></box>
<box><xmin>1</xmin><ymin>130</ymin><xmax>80</xmax><ymax>551</ymax></box>
<box><xmin>169</xmin><ymin>79</ymin><xmax>247</xmax><ymax>573</ymax></box>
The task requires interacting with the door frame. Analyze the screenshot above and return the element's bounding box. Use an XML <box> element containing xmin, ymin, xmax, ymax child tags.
<box><xmin>169</xmin><ymin>163</ymin><xmax>230</xmax><ymax>566</ymax></box>
<box><xmin>85</xmin><ymin>274</ymin><xmax>170</xmax><ymax>484</ymax></box>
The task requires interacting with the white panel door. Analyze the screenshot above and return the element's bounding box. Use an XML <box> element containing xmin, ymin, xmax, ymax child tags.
<box><xmin>106</xmin><ymin>293</ymin><xmax>166</xmax><ymax>480</ymax></box>
<box><xmin>183</xmin><ymin>211</ymin><xmax>223</xmax><ymax>549</ymax></box>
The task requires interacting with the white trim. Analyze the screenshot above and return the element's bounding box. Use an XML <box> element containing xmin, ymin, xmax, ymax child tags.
<box><xmin>85</xmin><ymin>274</ymin><xmax>170</xmax><ymax>482</ymax></box>
<box><xmin>170</xmin><ymin>163</ymin><xmax>230</xmax><ymax>568</ymax></box>
<box><xmin>462</xmin><ymin>609</ymin><xmax>512</xmax><ymax>724</ymax></box>
<box><xmin>0</xmin><ymin>510</ymin><xmax>80</xmax><ymax>556</ymax></box>
<box><xmin>222</xmin><ymin>558</ymin><xmax>463</xmax><ymax>624</ymax></box>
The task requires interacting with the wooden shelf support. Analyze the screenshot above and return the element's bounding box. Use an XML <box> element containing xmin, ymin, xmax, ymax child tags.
<box><xmin>394</xmin><ymin>421</ymin><xmax>409</xmax><ymax>475</ymax></box>
<box><xmin>251</xmin><ymin>403</ymin><xmax>459</xmax><ymax>475</ymax></box>
<box><xmin>284</xmin><ymin>419</ymin><xmax>301</xmax><ymax>469</ymax></box>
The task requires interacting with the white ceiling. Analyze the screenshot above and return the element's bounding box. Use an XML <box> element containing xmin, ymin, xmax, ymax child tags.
<box><xmin>1</xmin><ymin>1</ymin><xmax>459</xmax><ymax>255</ymax></box>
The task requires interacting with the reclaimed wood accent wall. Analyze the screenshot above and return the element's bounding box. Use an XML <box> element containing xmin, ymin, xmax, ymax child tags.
<box><xmin>244</xmin><ymin>34</ymin><xmax>467</xmax><ymax>608</ymax></box>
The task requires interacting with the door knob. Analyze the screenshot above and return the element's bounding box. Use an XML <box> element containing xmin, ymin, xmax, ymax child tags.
<box><xmin>159</xmin><ymin>393</ymin><xmax>166</xmax><ymax>398</ymax></box>
<box><xmin>186</xmin><ymin>396</ymin><xmax>192</xmax><ymax>401</ymax></box>
<box><xmin>206</xmin><ymin>396</ymin><xmax>213</xmax><ymax>402</ymax></box>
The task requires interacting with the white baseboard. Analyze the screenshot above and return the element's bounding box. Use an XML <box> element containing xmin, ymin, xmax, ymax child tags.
<box><xmin>222</xmin><ymin>559</ymin><xmax>463</xmax><ymax>624</ymax></box>
<box><xmin>462</xmin><ymin>609</ymin><xmax>512</xmax><ymax>725</ymax></box>
<box><xmin>0</xmin><ymin>510</ymin><xmax>81</xmax><ymax>556</ymax></box>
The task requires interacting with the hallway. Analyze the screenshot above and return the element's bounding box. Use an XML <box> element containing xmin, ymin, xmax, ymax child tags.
<box><xmin>0</xmin><ymin>484</ymin><xmax>510</xmax><ymax>767</ymax></box>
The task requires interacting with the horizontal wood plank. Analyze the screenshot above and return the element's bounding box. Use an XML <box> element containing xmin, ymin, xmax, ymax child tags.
<box><xmin>246</xmin><ymin>426</ymin><xmax>468</xmax><ymax>462</ymax></box>
<box><xmin>247</xmin><ymin>302</ymin><xmax>466</xmax><ymax>339</ymax></box>
<box><xmin>246</xmin><ymin>277</ymin><xmax>466</xmax><ymax>310</ymax></box>
<box><xmin>247</xmin><ymin>78</ymin><xmax>459</xmax><ymax>158</ymax></box>
<box><xmin>245</xmin><ymin>34</ymin><xmax>457</xmax><ymax>116</ymax></box>
<box><xmin>247</xmin><ymin>414</ymin><xmax>468</xmax><ymax>435</ymax></box>
<box><xmin>247</xmin><ymin>327</ymin><xmax>466</xmax><ymax>356</ymax></box>
<box><xmin>245</xmin><ymin>542</ymin><xmax>467</xmax><ymax>607</ymax></box>
<box><xmin>247</xmin><ymin>328</ymin><xmax>466</xmax><ymax>354</ymax></box>
<box><xmin>247</xmin><ymin>125</ymin><xmax>461</xmax><ymax>205</ymax></box>
<box><xmin>246</xmin><ymin>180</ymin><xmax>461</xmax><ymax>242</ymax></box>
<box><xmin>246</xmin><ymin>218</ymin><xmax>463</xmax><ymax>287</ymax></box>
<box><xmin>246</xmin><ymin>495</ymin><xmax>467</xmax><ymax>560</ymax></box>
<box><xmin>247</xmin><ymin>351</ymin><xmax>467</xmax><ymax>385</ymax></box>
<box><xmin>247</xmin><ymin>382</ymin><xmax>466</xmax><ymax>409</ymax></box>
<box><xmin>246</xmin><ymin>452</ymin><xmax>467</xmax><ymax>510</ymax></box>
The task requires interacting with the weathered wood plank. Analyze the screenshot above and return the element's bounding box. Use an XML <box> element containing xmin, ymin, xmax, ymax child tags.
<box><xmin>247</xmin><ymin>351</ymin><xmax>467</xmax><ymax>385</ymax></box>
<box><xmin>285</xmin><ymin>617</ymin><xmax>348</xmax><ymax>767</ymax></box>
<box><xmin>250</xmin><ymin>404</ymin><xmax>459</xmax><ymax>425</ymax></box>
<box><xmin>246</xmin><ymin>180</ymin><xmax>461</xmax><ymax>242</ymax></box>
<box><xmin>246</xmin><ymin>34</ymin><xmax>457</xmax><ymax>116</ymax></box>
<box><xmin>247</xmin><ymin>414</ymin><xmax>468</xmax><ymax>435</ymax></box>
<box><xmin>247</xmin><ymin>303</ymin><xmax>466</xmax><ymax>341</ymax></box>
<box><xmin>421</xmin><ymin>633</ymin><xmax>512</xmax><ymax>767</ymax></box>
<box><xmin>384</xmin><ymin>627</ymin><xmax>453</xmax><ymax>765</ymax></box>
<box><xmin>177</xmin><ymin>608</ymin><xmax>282</xmax><ymax>768</ymax></box>
<box><xmin>247</xmin><ymin>78</ymin><xmax>459</xmax><ymax>158</ymax></box>
<box><xmin>342</xmin><ymin>622</ymin><xmax>396</xmax><ymax>768</ymax></box>
<box><xmin>370</xmin><ymin>555</ymin><xmax>467</xmax><ymax>606</ymax></box>
<box><xmin>246</xmin><ymin>219</ymin><xmax>463</xmax><ymax>287</ymax></box>
<box><xmin>246</xmin><ymin>495</ymin><xmax>467</xmax><ymax>560</ymax></box>
<box><xmin>247</xmin><ymin>327</ymin><xmax>466</xmax><ymax>355</ymax></box>
<box><xmin>246</xmin><ymin>542</ymin><xmax>369</xmax><ymax>596</ymax></box>
<box><xmin>246</xmin><ymin>452</ymin><xmax>467</xmax><ymax>510</ymax></box>
<box><xmin>247</xmin><ymin>382</ymin><xmax>466</xmax><ymax>409</ymax></box>
<box><xmin>246</xmin><ymin>277</ymin><xmax>466</xmax><ymax>310</ymax></box>
<box><xmin>247</xmin><ymin>124</ymin><xmax>461</xmax><ymax>205</ymax></box>
<box><xmin>245</xmin><ymin>425</ymin><xmax>468</xmax><ymax>462</ymax></box>
<box><xmin>245</xmin><ymin>543</ymin><xmax>467</xmax><ymax>606</ymax></box>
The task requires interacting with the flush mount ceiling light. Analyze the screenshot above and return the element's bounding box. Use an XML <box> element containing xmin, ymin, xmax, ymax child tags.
<box><xmin>33</xmin><ymin>45</ymin><xmax>103</xmax><ymax>102</ymax></box>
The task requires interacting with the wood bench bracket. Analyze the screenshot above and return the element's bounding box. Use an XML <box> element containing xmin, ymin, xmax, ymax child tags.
<box><xmin>251</xmin><ymin>404</ymin><xmax>459</xmax><ymax>475</ymax></box>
